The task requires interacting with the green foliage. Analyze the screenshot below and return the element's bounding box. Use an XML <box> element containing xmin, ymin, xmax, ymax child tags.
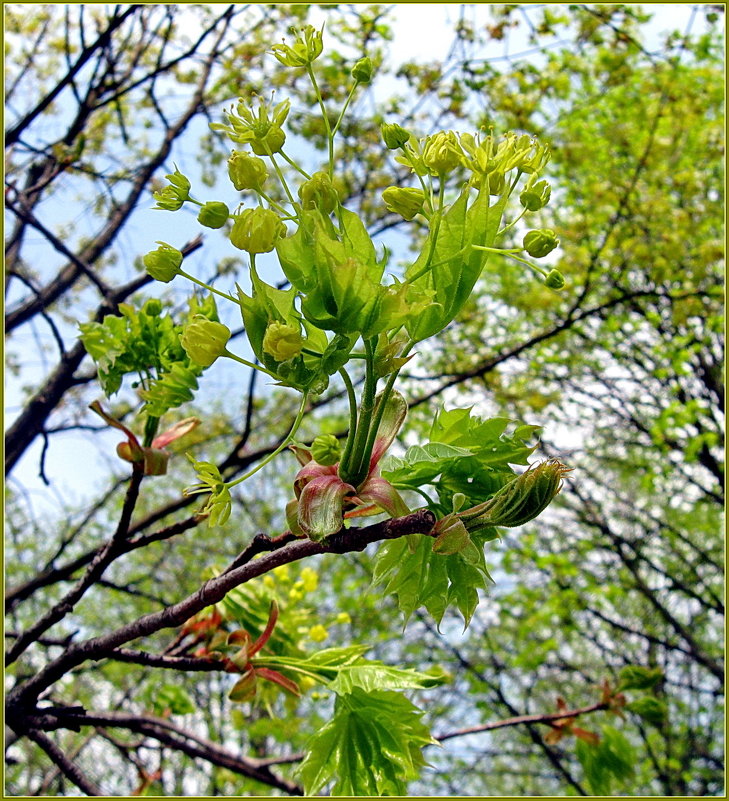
<box><xmin>299</xmin><ymin>687</ymin><xmax>435</xmax><ymax>795</ymax></box>
<box><xmin>617</xmin><ymin>665</ymin><xmax>664</xmax><ymax>692</ymax></box>
<box><xmin>147</xmin><ymin>684</ymin><xmax>195</xmax><ymax>717</ymax></box>
<box><xmin>576</xmin><ymin>726</ymin><xmax>636</xmax><ymax>795</ymax></box>
<box><xmin>79</xmin><ymin>295</ymin><xmax>220</xmax><ymax>417</ymax></box>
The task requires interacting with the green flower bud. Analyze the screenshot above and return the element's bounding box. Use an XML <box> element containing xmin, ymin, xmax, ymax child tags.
<box><xmin>523</xmin><ymin>228</ymin><xmax>559</xmax><ymax>258</ymax></box>
<box><xmin>228</xmin><ymin>151</ymin><xmax>268</xmax><ymax>191</ymax></box>
<box><xmin>310</xmin><ymin>434</ymin><xmax>341</xmax><ymax>466</ymax></box>
<box><xmin>351</xmin><ymin>56</ymin><xmax>373</xmax><ymax>84</ymax></box>
<box><xmin>462</xmin><ymin>459</ymin><xmax>571</xmax><ymax>530</ymax></box>
<box><xmin>197</xmin><ymin>201</ymin><xmax>230</xmax><ymax>229</ymax></box>
<box><xmin>544</xmin><ymin>269</ymin><xmax>565</xmax><ymax>290</ymax></box>
<box><xmin>143</xmin><ymin>242</ymin><xmax>183</xmax><ymax>283</ymax></box>
<box><xmin>271</xmin><ymin>24</ymin><xmax>324</xmax><ymax>67</ymax></box>
<box><xmin>250</xmin><ymin>125</ymin><xmax>286</xmax><ymax>156</ymax></box>
<box><xmin>152</xmin><ymin>166</ymin><xmax>191</xmax><ymax>210</ymax></box>
<box><xmin>487</xmin><ymin>171</ymin><xmax>506</xmax><ymax>196</ymax></box>
<box><xmin>230</xmin><ymin>207</ymin><xmax>286</xmax><ymax>254</ymax></box>
<box><xmin>382</xmin><ymin>186</ymin><xmax>425</xmax><ymax>220</ymax></box>
<box><xmin>381</xmin><ymin>122</ymin><xmax>410</xmax><ymax>150</ymax></box>
<box><xmin>181</xmin><ymin>315</ymin><xmax>231</xmax><ymax>367</ymax></box>
<box><xmin>262</xmin><ymin>320</ymin><xmax>303</xmax><ymax>361</ymax></box>
<box><xmin>298</xmin><ymin>171</ymin><xmax>339</xmax><ymax>213</ymax></box>
<box><xmin>520</xmin><ymin>178</ymin><xmax>551</xmax><ymax>211</ymax></box>
<box><xmin>422</xmin><ymin>131</ymin><xmax>464</xmax><ymax>176</ymax></box>
<box><xmin>143</xmin><ymin>298</ymin><xmax>163</xmax><ymax>316</ymax></box>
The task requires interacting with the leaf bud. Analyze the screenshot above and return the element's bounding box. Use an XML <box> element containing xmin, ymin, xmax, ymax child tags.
<box><xmin>381</xmin><ymin>122</ymin><xmax>411</xmax><ymax>150</ymax></box>
<box><xmin>351</xmin><ymin>56</ymin><xmax>374</xmax><ymax>84</ymax></box>
<box><xmin>298</xmin><ymin>171</ymin><xmax>339</xmax><ymax>213</ymax></box>
<box><xmin>462</xmin><ymin>460</ymin><xmax>571</xmax><ymax>530</ymax></box>
<box><xmin>181</xmin><ymin>315</ymin><xmax>231</xmax><ymax>367</ymax></box>
<box><xmin>143</xmin><ymin>298</ymin><xmax>163</xmax><ymax>316</ymax></box>
<box><xmin>143</xmin><ymin>242</ymin><xmax>183</xmax><ymax>283</ymax></box>
<box><xmin>262</xmin><ymin>320</ymin><xmax>303</xmax><ymax>361</ymax></box>
<box><xmin>523</xmin><ymin>228</ymin><xmax>559</xmax><ymax>258</ymax></box>
<box><xmin>519</xmin><ymin>178</ymin><xmax>551</xmax><ymax>211</ymax></box>
<box><xmin>544</xmin><ymin>269</ymin><xmax>565</xmax><ymax>290</ymax></box>
<box><xmin>197</xmin><ymin>201</ymin><xmax>230</xmax><ymax>229</ymax></box>
<box><xmin>382</xmin><ymin>186</ymin><xmax>425</xmax><ymax>220</ymax></box>
<box><xmin>230</xmin><ymin>207</ymin><xmax>286</xmax><ymax>254</ymax></box>
<box><xmin>310</xmin><ymin>434</ymin><xmax>341</xmax><ymax>467</ymax></box>
<box><xmin>422</xmin><ymin>131</ymin><xmax>464</xmax><ymax>176</ymax></box>
<box><xmin>228</xmin><ymin>151</ymin><xmax>268</xmax><ymax>191</ymax></box>
<box><xmin>271</xmin><ymin>24</ymin><xmax>324</xmax><ymax>67</ymax></box>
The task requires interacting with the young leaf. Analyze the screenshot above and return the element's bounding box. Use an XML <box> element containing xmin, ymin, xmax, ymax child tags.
<box><xmin>616</xmin><ymin>665</ymin><xmax>664</xmax><ymax>691</ymax></box>
<box><xmin>298</xmin><ymin>687</ymin><xmax>436</xmax><ymax>796</ymax></box>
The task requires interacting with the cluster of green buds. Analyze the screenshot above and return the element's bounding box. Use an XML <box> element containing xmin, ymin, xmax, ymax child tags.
<box><xmin>135</xmin><ymin>22</ymin><xmax>571</xmax><ymax>548</ymax></box>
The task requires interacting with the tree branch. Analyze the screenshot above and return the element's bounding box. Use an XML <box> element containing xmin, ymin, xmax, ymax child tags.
<box><xmin>7</xmin><ymin>510</ymin><xmax>435</xmax><ymax>712</ymax></box>
<box><xmin>24</xmin><ymin>728</ymin><xmax>102</xmax><ymax>796</ymax></box>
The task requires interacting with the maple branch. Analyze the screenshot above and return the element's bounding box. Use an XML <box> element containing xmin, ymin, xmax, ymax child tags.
<box><xmin>435</xmin><ymin>700</ymin><xmax>610</xmax><ymax>742</ymax></box>
<box><xmin>24</xmin><ymin>728</ymin><xmax>102</xmax><ymax>796</ymax></box>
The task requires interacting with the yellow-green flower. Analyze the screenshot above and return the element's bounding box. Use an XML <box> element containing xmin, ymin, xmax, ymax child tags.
<box><xmin>422</xmin><ymin>131</ymin><xmax>464</xmax><ymax>176</ymax></box>
<box><xmin>524</xmin><ymin>228</ymin><xmax>559</xmax><ymax>258</ymax></box>
<box><xmin>181</xmin><ymin>316</ymin><xmax>231</xmax><ymax>367</ymax></box>
<box><xmin>381</xmin><ymin>122</ymin><xmax>410</xmax><ymax>150</ymax></box>
<box><xmin>228</xmin><ymin>150</ymin><xmax>268</xmax><ymax>191</ymax></box>
<box><xmin>309</xmin><ymin>624</ymin><xmax>328</xmax><ymax>643</ymax></box>
<box><xmin>382</xmin><ymin>186</ymin><xmax>425</xmax><ymax>220</ymax></box>
<box><xmin>298</xmin><ymin>171</ymin><xmax>339</xmax><ymax>213</ymax></box>
<box><xmin>271</xmin><ymin>25</ymin><xmax>324</xmax><ymax>67</ymax></box>
<box><xmin>230</xmin><ymin>207</ymin><xmax>286</xmax><ymax>254</ymax></box>
<box><xmin>197</xmin><ymin>201</ymin><xmax>229</xmax><ymax>229</ymax></box>
<box><xmin>300</xmin><ymin>566</ymin><xmax>318</xmax><ymax>592</ymax></box>
<box><xmin>262</xmin><ymin>320</ymin><xmax>303</xmax><ymax>361</ymax></box>
<box><xmin>143</xmin><ymin>242</ymin><xmax>183</xmax><ymax>283</ymax></box>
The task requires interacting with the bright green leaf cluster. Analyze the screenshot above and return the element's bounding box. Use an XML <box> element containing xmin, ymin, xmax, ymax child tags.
<box><xmin>79</xmin><ymin>295</ymin><xmax>220</xmax><ymax>417</ymax></box>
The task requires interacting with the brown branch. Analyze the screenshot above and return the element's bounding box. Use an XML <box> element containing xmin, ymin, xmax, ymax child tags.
<box><xmin>5</xmin><ymin>465</ymin><xmax>145</xmax><ymax>666</ymax></box>
<box><xmin>4</xmin><ymin>8</ymin><xmax>225</xmax><ymax>334</ymax></box>
<box><xmin>106</xmin><ymin>649</ymin><xmax>222</xmax><ymax>672</ymax></box>
<box><xmin>25</xmin><ymin>709</ymin><xmax>302</xmax><ymax>796</ymax></box>
<box><xmin>24</xmin><ymin>728</ymin><xmax>102</xmax><ymax>796</ymax></box>
<box><xmin>435</xmin><ymin>701</ymin><xmax>609</xmax><ymax>742</ymax></box>
<box><xmin>5</xmin><ymin>6</ymin><xmax>140</xmax><ymax>146</ymax></box>
<box><xmin>7</xmin><ymin>510</ymin><xmax>435</xmax><ymax>712</ymax></box>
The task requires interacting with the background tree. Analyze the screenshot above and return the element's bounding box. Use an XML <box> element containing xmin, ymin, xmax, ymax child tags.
<box><xmin>5</xmin><ymin>4</ymin><xmax>724</xmax><ymax>796</ymax></box>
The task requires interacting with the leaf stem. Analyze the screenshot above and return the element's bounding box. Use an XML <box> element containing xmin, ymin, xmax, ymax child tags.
<box><xmin>226</xmin><ymin>392</ymin><xmax>309</xmax><ymax>489</ymax></box>
<box><xmin>179</xmin><ymin>270</ymin><xmax>237</xmax><ymax>303</ymax></box>
<box><xmin>222</xmin><ymin>350</ymin><xmax>279</xmax><ymax>380</ymax></box>
<box><xmin>338</xmin><ymin>366</ymin><xmax>359</xmax><ymax>477</ymax></box>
